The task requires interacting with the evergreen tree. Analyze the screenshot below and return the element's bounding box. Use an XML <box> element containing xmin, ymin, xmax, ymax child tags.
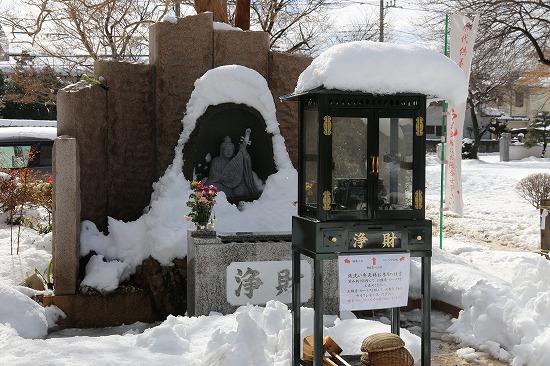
<box><xmin>525</xmin><ymin>111</ymin><xmax>550</xmax><ymax>158</ymax></box>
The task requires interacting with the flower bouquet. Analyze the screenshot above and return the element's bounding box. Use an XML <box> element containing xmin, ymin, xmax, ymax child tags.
<box><xmin>185</xmin><ymin>181</ymin><xmax>218</xmax><ymax>229</ymax></box>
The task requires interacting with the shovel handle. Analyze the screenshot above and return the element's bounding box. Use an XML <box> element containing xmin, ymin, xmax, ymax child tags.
<box><xmin>323</xmin><ymin>356</ymin><xmax>339</xmax><ymax>366</ymax></box>
<box><xmin>323</xmin><ymin>336</ymin><xmax>352</xmax><ymax>366</ymax></box>
<box><xmin>331</xmin><ymin>353</ymin><xmax>352</xmax><ymax>366</ymax></box>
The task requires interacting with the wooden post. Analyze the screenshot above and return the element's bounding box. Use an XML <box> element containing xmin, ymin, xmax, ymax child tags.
<box><xmin>235</xmin><ymin>0</ymin><xmax>251</xmax><ymax>30</ymax></box>
<box><xmin>541</xmin><ymin>198</ymin><xmax>550</xmax><ymax>257</ymax></box>
<box><xmin>194</xmin><ymin>0</ymin><xmax>228</xmax><ymax>23</ymax></box>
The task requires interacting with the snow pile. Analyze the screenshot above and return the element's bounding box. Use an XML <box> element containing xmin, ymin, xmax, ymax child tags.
<box><xmin>295</xmin><ymin>41</ymin><xmax>468</xmax><ymax>106</ymax></box>
<box><xmin>0</xmin><ymin>228</ymin><xmax>52</xmax><ymax>286</ymax></box>
<box><xmin>448</xmin><ymin>256</ymin><xmax>550</xmax><ymax>365</ymax></box>
<box><xmin>79</xmin><ymin>254</ymin><xmax>129</xmax><ymax>294</ymax></box>
<box><xmin>0</xmin><ymin>300</ymin><xmax>421</xmax><ymax>365</ymax></box>
<box><xmin>421</xmin><ymin>155</ymin><xmax>548</xmax><ymax>364</ymax></box>
<box><xmin>0</xmin><ymin>283</ymin><xmax>63</xmax><ymax>339</ymax></box>
<box><xmin>161</xmin><ymin>14</ymin><xmax>177</xmax><ymax>24</ymax></box>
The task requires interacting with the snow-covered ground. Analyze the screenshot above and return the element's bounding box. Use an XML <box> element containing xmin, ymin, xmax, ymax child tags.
<box><xmin>1</xmin><ymin>153</ymin><xmax>548</xmax><ymax>365</ymax></box>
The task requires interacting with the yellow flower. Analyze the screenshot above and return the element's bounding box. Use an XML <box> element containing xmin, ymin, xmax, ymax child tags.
<box><xmin>191</xmin><ymin>181</ymin><xmax>200</xmax><ymax>188</ymax></box>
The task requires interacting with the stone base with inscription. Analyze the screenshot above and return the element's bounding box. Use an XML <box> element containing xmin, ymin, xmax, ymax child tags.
<box><xmin>187</xmin><ymin>230</ymin><xmax>339</xmax><ymax>316</ymax></box>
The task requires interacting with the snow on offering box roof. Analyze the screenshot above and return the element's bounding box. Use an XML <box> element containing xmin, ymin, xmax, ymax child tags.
<box><xmin>295</xmin><ymin>41</ymin><xmax>468</xmax><ymax>106</ymax></box>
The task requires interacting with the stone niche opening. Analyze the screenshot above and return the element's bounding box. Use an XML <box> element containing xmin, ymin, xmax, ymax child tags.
<box><xmin>183</xmin><ymin>103</ymin><xmax>276</xmax><ymax>203</ymax></box>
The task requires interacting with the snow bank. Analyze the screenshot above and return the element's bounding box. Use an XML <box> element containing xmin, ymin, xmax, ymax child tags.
<box><xmin>0</xmin><ymin>282</ymin><xmax>63</xmax><ymax>339</ymax></box>
<box><xmin>448</xmin><ymin>256</ymin><xmax>550</xmax><ymax>365</ymax></box>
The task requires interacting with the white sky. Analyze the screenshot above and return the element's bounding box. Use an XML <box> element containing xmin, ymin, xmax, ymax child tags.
<box><xmin>328</xmin><ymin>0</ymin><xmax>437</xmax><ymax>47</ymax></box>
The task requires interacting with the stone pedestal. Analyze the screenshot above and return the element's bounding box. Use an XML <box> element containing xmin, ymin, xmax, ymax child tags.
<box><xmin>500</xmin><ymin>132</ymin><xmax>511</xmax><ymax>162</ymax></box>
<box><xmin>52</xmin><ymin>136</ymin><xmax>81</xmax><ymax>295</ymax></box>
<box><xmin>41</xmin><ymin>291</ymin><xmax>157</xmax><ymax>328</ymax></box>
<box><xmin>541</xmin><ymin>198</ymin><xmax>550</xmax><ymax>255</ymax></box>
<box><xmin>187</xmin><ymin>230</ymin><xmax>339</xmax><ymax>316</ymax></box>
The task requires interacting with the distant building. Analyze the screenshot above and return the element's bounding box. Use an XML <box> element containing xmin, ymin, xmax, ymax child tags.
<box><xmin>495</xmin><ymin>83</ymin><xmax>550</xmax><ymax>131</ymax></box>
<box><xmin>425</xmin><ymin>75</ymin><xmax>550</xmax><ymax>144</ymax></box>
<box><xmin>425</xmin><ymin>102</ymin><xmax>498</xmax><ymax>140</ymax></box>
<box><xmin>490</xmin><ymin>65</ymin><xmax>550</xmax><ymax>136</ymax></box>
<box><xmin>0</xmin><ymin>25</ymin><xmax>8</xmax><ymax>62</ymax></box>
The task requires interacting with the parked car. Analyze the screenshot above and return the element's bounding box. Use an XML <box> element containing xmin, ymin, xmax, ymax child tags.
<box><xmin>0</xmin><ymin>126</ymin><xmax>57</xmax><ymax>175</ymax></box>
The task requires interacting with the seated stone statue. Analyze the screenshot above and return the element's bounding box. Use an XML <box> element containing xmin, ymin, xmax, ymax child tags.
<box><xmin>205</xmin><ymin>128</ymin><xmax>261</xmax><ymax>200</ymax></box>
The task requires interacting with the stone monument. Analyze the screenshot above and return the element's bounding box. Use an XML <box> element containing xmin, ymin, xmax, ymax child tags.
<box><xmin>50</xmin><ymin>12</ymin><xmax>312</xmax><ymax>326</ymax></box>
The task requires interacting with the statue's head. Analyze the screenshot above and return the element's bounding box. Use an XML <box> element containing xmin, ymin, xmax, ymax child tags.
<box><xmin>220</xmin><ymin>136</ymin><xmax>235</xmax><ymax>158</ymax></box>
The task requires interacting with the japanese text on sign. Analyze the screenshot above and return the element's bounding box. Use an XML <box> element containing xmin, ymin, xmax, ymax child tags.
<box><xmin>349</xmin><ymin>231</ymin><xmax>402</xmax><ymax>250</ymax></box>
<box><xmin>226</xmin><ymin>260</ymin><xmax>312</xmax><ymax>306</ymax></box>
<box><xmin>338</xmin><ymin>253</ymin><xmax>410</xmax><ymax>311</ymax></box>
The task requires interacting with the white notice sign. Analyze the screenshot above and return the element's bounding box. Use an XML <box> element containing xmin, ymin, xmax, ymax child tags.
<box><xmin>338</xmin><ymin>253</ymin><xmax>410</xmax><ymax>311</ymax></box>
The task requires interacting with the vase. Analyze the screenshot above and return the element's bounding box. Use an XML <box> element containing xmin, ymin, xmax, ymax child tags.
<box><xmin>195</xmin><ymin>211</ymin><xmax>212</xmax><ymax>231</ymax></box>
<box><xmin>195</xmin><ymin>222</ymin><xmax>208</xmax><ymax>230</ymax></box>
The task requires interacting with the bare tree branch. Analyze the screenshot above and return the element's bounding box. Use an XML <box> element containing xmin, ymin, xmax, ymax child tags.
<box><xmin>1</xmin><ymin>0</ymin><xmax>173</xmax><ymax>72</ymax></box>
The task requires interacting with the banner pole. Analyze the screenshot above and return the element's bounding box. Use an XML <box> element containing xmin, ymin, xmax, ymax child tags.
<box><xmin>439</xmin><ymin>13</ymin><xmax>449</xmax><ymax>250</ymax></box>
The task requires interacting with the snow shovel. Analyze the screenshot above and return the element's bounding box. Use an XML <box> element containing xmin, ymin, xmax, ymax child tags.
<box><xmin>323</xmin><ymin>336</ymin><xmax>352</xmax><ymax>366</ymax></box>
<box><xmin>302</xmin><ymin>335</ymin><xmax>338</xmax><ymax>366</ymax></box>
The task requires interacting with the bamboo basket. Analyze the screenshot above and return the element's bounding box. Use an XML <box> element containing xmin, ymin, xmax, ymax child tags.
<box><xmin>360</xmin><ymin>333</ymin><xmax>414</xmax><ymax>366</ymax></box>
<box><xmin>360</xmin><ymin>333</ymin><xmax>405</xmax><ymax>352</ymax></box>
<box><xmin>366</xmin><ymin>347</ymin><xmax>414</xmax><ymax>366</ymax></box>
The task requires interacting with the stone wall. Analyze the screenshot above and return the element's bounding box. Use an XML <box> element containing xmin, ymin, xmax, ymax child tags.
<box><xmin>269</xmin><ymin>51</ymin><xmax>312</xmax><ymax>168</ymax></box>
<box><xmin>149</xmin><ymin>13</ymin><xmax>214</xmax><ymax>179</ymax></box>
<box><xmin>54</xmin><ymin>13</ymin><xmax>311</xmax><ymax>296</ymax></box>
<box><xmin>57</xmin><ymin>82</ymin><xmax>108</xmax><ymax>231</ymax></box>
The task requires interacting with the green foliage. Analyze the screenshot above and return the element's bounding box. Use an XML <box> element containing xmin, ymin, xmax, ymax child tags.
<box><xmin>488</xmin><ymin>119</ymin><xmax>508</xmax><ymax>137</ymax></box>
<box><xmin>524</xmin><ymin>112</ymin><xmax>550</xmax><ymax>157</ymax></box>
<box><xmin>24</xmin><ymin>216</ymin><xmax>52</xmax><ymax>235</ymax></box>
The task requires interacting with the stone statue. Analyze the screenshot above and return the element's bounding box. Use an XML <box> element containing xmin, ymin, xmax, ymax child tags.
<box><xmin>205</xmin><ymin>128</ymin><xmax>261</xmax><ymax>199</ymax></box>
